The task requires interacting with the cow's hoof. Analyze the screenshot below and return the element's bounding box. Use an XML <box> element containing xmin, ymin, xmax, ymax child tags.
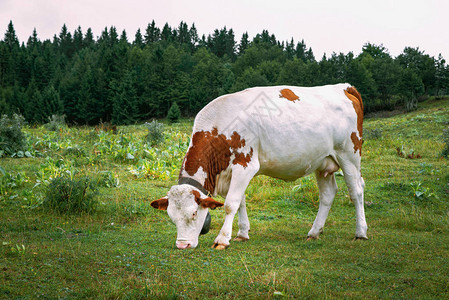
<box><xmin>306</xmin><ymin>236</ymin><xmax>319</xmax><ymax>241</ymax></box>
<box><xmin>212</xmin><ymin>243</ymin><xmax>229</xmax><ymax>250</ymax></box>
<box><xmin>354</xmin><ymin>236</ymin><xmax>368</xmax><ymax>241</ymax></box>
<box><xmin>234</xmin><ymin>236</ymin><xmax>249</xmax><ymax>242</ymax></box>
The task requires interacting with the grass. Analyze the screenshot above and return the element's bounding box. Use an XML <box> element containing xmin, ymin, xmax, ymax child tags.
<box><xmin>1</xmin><ymin>98</ymin><xmax>449</xmax><ymax>298</ymax></box>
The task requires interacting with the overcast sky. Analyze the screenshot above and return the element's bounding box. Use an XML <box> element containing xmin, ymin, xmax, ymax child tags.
<box><xmin>1</xmin><ymin>0</ymin><xmax>448</xmax><ymax>60</ymax></box>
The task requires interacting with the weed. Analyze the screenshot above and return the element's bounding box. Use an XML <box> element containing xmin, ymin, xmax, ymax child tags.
<box><xmin>409</xmin><ymin>182</ymin><xmax>439</xmax><ymax>201</ymax></box>
<box><xmin>144</xmin><ymin>120</ymin><xmax>165</xmax><ymax>146</ymax></box>
<box><xmin>0</xmin><ymin>166</ymin><xmax>28</xmax><ymax>200</ymax></box>
<box><xmin>417</xmin><ymin>163</ymin><xmax>440</xmax><ymax>175</ymax></box>
<box><xmin>396</xmin><ymin>145</ymin><xmax>422</xmax><ymax>159</ymax></box>
<box><xmin>20</xmin><ymin>189</ymin><xmax>43</xmax><ymax>209</ymax></box>
<box><xmin>44</xmin><ymin>114</ymin><xmax>67</xmax><ymax>131</ymax></box>
<box><xmin>442</xmin><ymin>127</ymin><xmax>449</xmax><ymax>159</ymax></box>
<box><xmin>42</xmin><ymin>176</ymin><xmax>99</xmax><ymax>214</ymax></box>
<box><xmin>36</xmin><ymin>157</ymin><xmax>78</xmax><ymax>182</ymax></box>
<box><xmin>0</xmin><ymin>114</ymin><xmax>27</xmax><ymax>157</ymax></box>
<box><xmin>97</xmin><ymin>171</ymin><xmax>120</xmax><ymax>188</ymax></box>
<box><xmin>4</xmin><ymin>243</ymin><xmax>26</xmax><ymax>257</ymax></box>
<box><xmin>364</xmin><ymin>128</ymin><xmax>383</xmax><ymax>140</ymax></box>
<box><xmin>63</xmin><ymin>145</ymin><xmax>86</xmax><ymax>157</ymax></box>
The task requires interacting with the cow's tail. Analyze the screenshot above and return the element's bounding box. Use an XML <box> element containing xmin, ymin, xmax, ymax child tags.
<box><xmin>345</xmin><ymin>86</ymin><xmax>363</xmax><ymax>113</ymax></box>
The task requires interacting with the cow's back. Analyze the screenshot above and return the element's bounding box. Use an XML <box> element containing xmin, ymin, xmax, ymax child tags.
<box><xmin>191</xmin><ymin>83</ymin><xmax>362</xmax><ymax>181</ymax></box>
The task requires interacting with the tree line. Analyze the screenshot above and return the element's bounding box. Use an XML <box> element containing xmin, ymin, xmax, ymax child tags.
<box><xmin>1</xmin><ymin>20</ymin><xmax>448</xmax><ymax>125</ymax></box>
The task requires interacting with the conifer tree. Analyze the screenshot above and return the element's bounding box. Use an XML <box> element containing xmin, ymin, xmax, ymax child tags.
<box><xmin>145</xmin><ymin>20</ymin><xmax>160</xmax><ymax>44</ymax></box>
<box><xmin>133</xmin><ymin>29</ymin><xmax>143</xmax><ymax>48</ymax></box>
<box><xmin>167</xmin><ymin>102</ymin><xmax>181</xmax><ymax>123</ymax></box>
<box><xmin>112</xmin><ymin>70</ymin><xmax>139</xmax><ymax>125</ymax></box>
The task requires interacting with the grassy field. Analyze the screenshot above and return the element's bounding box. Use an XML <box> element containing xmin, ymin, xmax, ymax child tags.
<box><xmin>1</xmin><ymin>98</ymin><xmax>449</xmax><ymax>299</ymax></box>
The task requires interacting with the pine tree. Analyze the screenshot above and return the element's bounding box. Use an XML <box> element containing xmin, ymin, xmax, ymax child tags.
<box><xmin>189</xmin><ymin>23</ymin><xmax>199</xmax><ymax>52</ymax></box>
<box><xmin>59</xmin><ymin>24</ymin><xmax>74</xmax><ymax>58</ymax></box>
<box><xmin>4</xmin><ymin>21</ymin><xmax>20</xmax><ymax>48</ymax></box>
<box><xmin>112</xmin><ymin>70</ymin><xmax>139</xmax><ymax>125</ymax></box>
<box><xmin>42</xmin><ymin>84</ymin><xmax>63</xmax><ymax>117</ymax></box>
<box><xmin>84</xmin><ymin>28</ymin><xmax>95</xmax><ymax>49</ymax></box>
<box><xmin>238</xmin><ymin>32</ymin><xmax>249</xmax><ymax>55</ymax></box>
<box><xmin>73</xmin><ymin>26</ymin><xmax>84</xmax><ymax>52</ymax></box>
<box><xmin>167</xmin><ymin>102</ymin><xmax>181</xmax><ymax>123</ymax></box>
<box><xmin>144</xmin><ymin>20</ymin><xmax>160</xmax><ymax>44</ymax></box>
<box><xmin>161</xmin><ymin>23</ymin><xmax>172</xmax><ymax>41</ymax></box>
<box><xmin>177</xmin><ymin>21</ymin><xmax>190</xmax><ymax>44</ymax></box>
<box><xmin>133</xmin><ymin>29</ymin><xmax>143</xmax><ymax>48</ymax></box>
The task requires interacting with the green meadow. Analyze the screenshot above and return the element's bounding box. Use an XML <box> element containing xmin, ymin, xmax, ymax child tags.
<box><xmin>1</xmin><ymin>98</ymin><xmax>448</xmax><ymax>299</ymax></box>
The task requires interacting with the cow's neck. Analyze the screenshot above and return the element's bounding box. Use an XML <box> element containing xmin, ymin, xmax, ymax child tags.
<box><xmin>178</xmin><ymin>128</ymin><xmax>235</xmax><ymax>195</ymax></box>
<box><xmin>178</xmin><ymin>176</ymin><xmax>211</xmax><ymax>197</ymax></box>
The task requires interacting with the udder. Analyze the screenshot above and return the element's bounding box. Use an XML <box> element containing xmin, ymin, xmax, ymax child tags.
<box><xmin>317</xmin><ymin>156</ymin><xmax>340</xmax><ymax>178</ymax></box>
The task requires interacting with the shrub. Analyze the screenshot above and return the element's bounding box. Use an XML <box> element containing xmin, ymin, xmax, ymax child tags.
<box><xmin>42</xmin><ymin>176</ymin><xmax>98</xmax><ymax>214</ymax></box>
<box><xmin>97</xmin><ymin>171</ymin><xmax>120</xmax><ymax>188</ymax></box>
<box><xmin>44</xmin><ymin>114</ymin><xmax>67</xmax><ymax>131</ymax></box>
<box><xmin>0</xmin><ymin>166</ymin><xmax>28</xmax><ymax>200</ymax></box>
<box><xmin>144</xmin><ymin>120</ymin><xmax>165</xmax><ymax>146</ymax></box>
<box><xmin>167</xmin><ymin>102</ymin><xmax>181</xmax><ymax>123</ymax></box>
<box><xmin>364</xmin><ymin>128</ymin><xmax>383</xmax><ymax>140</ymax></box>
<box><xmin>0</xmin><ymin>114</ymin><xmax>27</xmax><ymax>157</ymax></box>
<box><xmin>442</xmin><ymin>127</ymin><xmax>449</xmax><ymax>159</ymax></box>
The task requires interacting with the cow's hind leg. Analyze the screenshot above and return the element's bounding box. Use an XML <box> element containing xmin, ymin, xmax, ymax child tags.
<box><xmin>308</xmin><ymin>171</ymin><xmax>338</xmax><ymax>239</ymax></box>
<box><xmin>337</xmin><ymin>153</ymin><xmax>368</xmax><ymax>239</ymax></box>
<box><xmin>234</xmin><ymin>196</ymin><xmax>250</xmax><ymax>242</ymax></box>
<box><xmin>213</xmin><ymin>163</ymin><xmax>259</xmax><ymax>249</ymax></box>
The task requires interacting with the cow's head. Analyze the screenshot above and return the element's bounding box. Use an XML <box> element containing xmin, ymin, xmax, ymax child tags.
<box><xmin>151</xmin><ymin>185</ymin><xmax>223</xmax><ymax>249</ymax></box>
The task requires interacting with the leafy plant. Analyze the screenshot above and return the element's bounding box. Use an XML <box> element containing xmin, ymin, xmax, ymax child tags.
<box><xmin>36</xmin><ymin>157</ymin><xmax>77</xmax><ymax>183</ymax></box>
<box><xmin>396</xmin><ymin>145</ymin><xmax>422</xmax><ymax>159</ymax></box>
<box><xmin>410</xmin><ymin>182</ymin><xmax>439</xmax><ymax>201</ymax></box>
<box><xmin>4</xmin><ymin>243</ymin><xmax>26</xmax><ymax>257</ymax></box>
<box><xmin>97</xmin><ymin>171</ymin><xmax>120</xmax><ymax>188</ymax></box>
<box><xmin>144</xmin><ymin>120</ymin><xmax>165</xmax><ymax>146</ymax></box>
<box><xmin>42</xmin><ymin>176</ymin><xmax>99</xmax><ymax>214</ymax></box>
<box><xmin>0</xmin><ymin>114</ymin><xmax>27</xmax><ymax>157</ymax></box>
<box><xmin>0</xmin><ymin>166</ymin><xmax>28</xmax><ymax>200</ymax></box>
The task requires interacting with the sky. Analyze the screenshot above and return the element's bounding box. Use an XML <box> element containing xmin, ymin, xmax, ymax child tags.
<box><xmin>1</xmin><ymin>0</ymin><xmax>448</xmax><ymax>60</ymax></box>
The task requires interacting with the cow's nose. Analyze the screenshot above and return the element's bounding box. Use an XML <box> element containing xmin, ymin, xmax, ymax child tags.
<box><xmin>176</xmin><ymin>242</ymin><xmax>191</xmax><ymax>249</ymax></box>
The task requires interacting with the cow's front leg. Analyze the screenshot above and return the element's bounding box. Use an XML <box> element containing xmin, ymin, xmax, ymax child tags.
<box><xmin>212</xmin><ymin>196</ymin><xmax>242</xmax><ymax>249</ymax></box>
<box><xmin>213</xmin><ymin>163</ymin><xmax>258</xmax><ymax>249</ymax></box>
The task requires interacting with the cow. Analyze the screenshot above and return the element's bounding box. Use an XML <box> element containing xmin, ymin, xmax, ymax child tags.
<box><xmin>151</xmin><ymin>83</ymin><xmax>367</xmax><ymax>249</ymax></box>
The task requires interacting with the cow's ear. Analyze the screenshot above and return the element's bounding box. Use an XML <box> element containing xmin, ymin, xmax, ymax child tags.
<box><xmin>151</xmin><ymin>197</ymin><xmax>169</xmax><ymax>210</ymax></box>
<box><xmin>199</xmin><ymin>197</ymin><xmax>224</xmax><ymax>210</ymax></box>
<box><xmin>191</xmin><ymin>190</ymin><xmax>223</xmax><ymax>209</ymax></box>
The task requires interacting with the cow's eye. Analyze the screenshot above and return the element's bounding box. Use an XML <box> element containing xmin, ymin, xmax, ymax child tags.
<box><xmin>192</xmin><ymin>211</ymin><xmax>197</xmax><ymax>218</ymax></box>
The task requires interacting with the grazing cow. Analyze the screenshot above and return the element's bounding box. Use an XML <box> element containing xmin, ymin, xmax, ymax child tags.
<box><xmin>151</xmin><ymin>83</ymin><xmax>367</xmax><ymax>249</ymax></box>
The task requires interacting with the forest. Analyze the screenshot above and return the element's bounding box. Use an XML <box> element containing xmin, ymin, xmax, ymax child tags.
<box><xmin>1</xmin><ymin>20</ymin><xmax>449</xmax><ymax>125</ymax></box>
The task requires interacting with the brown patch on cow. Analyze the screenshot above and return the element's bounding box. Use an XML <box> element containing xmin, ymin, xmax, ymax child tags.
<box><xmin>279</xmin><ymin>89</ymin><xmax>300</xmax><ymax>102</ymax></box>
<box><xmin>345</xmin><ymin>87</ymin><xmax>364</xmax><ymax>156</ymax></box>
<box><xmin>351</xmin><ymin>132</ymin><xmax>362</xmax><ymax>155</ymax></box>
<box><xmin>191</xmin><ymin>190</ymin><xmax>202</xmax><ymax>205</ymax></box>
<box><xmin>191</xmin><ymin>190</ymin><xmax>224</xmax><ymax>208</ymax></box>
<box><xmin>150</xmin><ymin>197</ymin><xmax>169</xmax><ymax>210</ymax></box>
<box><xmin>181</xmin><ymin>128</ymin><xmax>253</xmax><ymax>193</ymax></box>
<box><xmin>233</xmin><ymin>148</ymin><xmax>253</xmax><ymax>167</ymax></box>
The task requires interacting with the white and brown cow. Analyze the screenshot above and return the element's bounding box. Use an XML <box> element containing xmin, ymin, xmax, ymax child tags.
<box><xmin>151</xmin><ymin>83</ymin><xmax>367</xmax><ymax>249</ymax></box>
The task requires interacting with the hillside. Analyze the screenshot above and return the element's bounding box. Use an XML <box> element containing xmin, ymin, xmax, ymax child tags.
<box><xmin>1</xmin><ymin>97</ymin><xmax>448</xmax><ymax>298</ymax></box>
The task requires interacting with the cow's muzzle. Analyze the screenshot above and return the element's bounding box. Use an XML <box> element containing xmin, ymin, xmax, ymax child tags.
<box><xmin>200</xmin><ymin>211</ymin><xmax>211</xmax><ymax>235</ymax></box>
